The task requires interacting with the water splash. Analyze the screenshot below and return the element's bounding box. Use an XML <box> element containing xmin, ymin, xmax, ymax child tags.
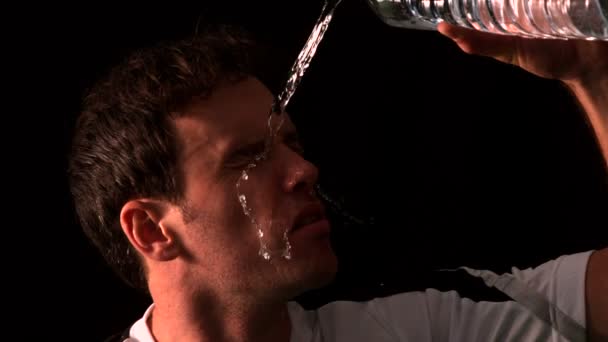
<box><xmin>236</xmin><ymin>0</ymin><xmax>343</xmax><ymax>261</ymax></box>
<box><xmin>273</xmin><ymin>0</ymin><xmax>343</xmax><ymax>114</ymax></box>
<box><xmin>315</xmin><ymin>184</ymin><xmax>376</xmax><ymax>227</ymax></box>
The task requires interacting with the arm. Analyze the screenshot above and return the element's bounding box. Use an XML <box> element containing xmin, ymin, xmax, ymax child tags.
<box><xmin>564</xmin><ymin>78</ymin><xmax>608</xmax><ymax>167</ymax></box>
<box><xmin>437</xmin><ymin>24</ymin><xmax>608</xmax><ymax>340</ymax></box>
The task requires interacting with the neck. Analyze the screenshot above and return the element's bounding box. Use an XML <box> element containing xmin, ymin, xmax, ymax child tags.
<box><xmin>147</xmin><ymin>275</ymin><xmax>292</xmax><ymax>342</ymax></box>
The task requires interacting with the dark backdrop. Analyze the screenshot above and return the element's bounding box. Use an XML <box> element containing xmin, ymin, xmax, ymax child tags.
<box><xmin>20</xmin><ymin>0</ymin><xmax>608</xmax><ymax>339</ymax></box>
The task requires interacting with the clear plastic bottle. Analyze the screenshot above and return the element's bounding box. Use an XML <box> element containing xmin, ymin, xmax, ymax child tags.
<box><xmin>367</xmin><ymin>0</ymin><xmax>608</xmax><ymax>40</ymax></box>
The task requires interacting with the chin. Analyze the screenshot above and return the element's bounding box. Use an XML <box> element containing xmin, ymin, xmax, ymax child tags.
<box><xmin>293</xmin><ymin>241</ymin><xmax>339</xmax><ymax>293</ymax></box>
<box><xmin>309</xmin><ymin>260</ymin><xmax>338</xmax><ymax>290</ymax></box>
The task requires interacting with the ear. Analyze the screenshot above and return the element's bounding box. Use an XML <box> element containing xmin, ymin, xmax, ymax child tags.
<box><xmin>120</xmin><ymin>199</ymin><xmax>180</xmax><ymax>262</ymax></box>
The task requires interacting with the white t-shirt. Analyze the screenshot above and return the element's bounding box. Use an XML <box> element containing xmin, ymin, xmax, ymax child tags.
<box><xmin>123</xmin><ymin>250</ymin><xmax>592</xmax><ymax>342</ymax></box>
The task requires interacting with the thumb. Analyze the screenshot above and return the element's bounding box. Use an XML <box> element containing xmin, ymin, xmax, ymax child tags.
<box><xmin>437</xmin><ymin>22</ymin><xmax>518</xmax><ymax>65</ymax></box>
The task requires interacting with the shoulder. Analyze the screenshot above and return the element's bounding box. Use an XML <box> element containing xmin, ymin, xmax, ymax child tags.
<box><xmin>292</xmin><ymin>250</ymin><xmax>593</xmax><ymax>341</ymax></box>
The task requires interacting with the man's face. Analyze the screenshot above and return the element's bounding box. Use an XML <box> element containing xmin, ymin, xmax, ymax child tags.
<box><xmin>170</xmin><ymin>77</ymin><xmax>337</xmax><ymax>299</ymax></box>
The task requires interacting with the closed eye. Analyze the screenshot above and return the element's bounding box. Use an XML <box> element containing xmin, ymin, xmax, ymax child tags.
<box><xmin>225</xmin><ymin>140</ymin><xmax>267</xmax><ymax>167</ymax></box>
<box><xmin>224</xmin><ymin>130</ymin><xmax>304</xmax><ymax>168</ymax></box>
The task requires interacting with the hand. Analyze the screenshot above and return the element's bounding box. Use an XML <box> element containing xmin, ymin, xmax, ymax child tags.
<box><xmin>437</xmin><ymin>22</ymin><xmax>608</xmax><ymax>86</ymax></box>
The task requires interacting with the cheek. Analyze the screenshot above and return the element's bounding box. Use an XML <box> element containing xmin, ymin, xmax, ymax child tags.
<box><xmin>181</xmin><ymin>182</ymin><xmax>243</xmax><ymax>239</ymax></box>
<box><xmin>210</xmin><ymin>185</ymin><xmax>262</xmax><ymax>244</ymax></box>
<box><xmin>182</xmin><ymin>199</ymin><xmax>259</xmax><ymax>264</ymax></box>
<box><xmin>235</xmin><ymin>162</ymin><xmax>284</xmax><ymax>211</ymax></box>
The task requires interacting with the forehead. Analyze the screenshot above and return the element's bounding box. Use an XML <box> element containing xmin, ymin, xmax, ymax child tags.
<box><xmin>174</xmin><ymin>77</ymin><xmax>296</xmax><ymax>158</ymax></box>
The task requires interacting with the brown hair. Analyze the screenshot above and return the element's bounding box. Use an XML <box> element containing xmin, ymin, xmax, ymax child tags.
<box><xmin>68</xmin><ymin>25</ymin><xmax>267</xmax><ymax>291</ymax></box>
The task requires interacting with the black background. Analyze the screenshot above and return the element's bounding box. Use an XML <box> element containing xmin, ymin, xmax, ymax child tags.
<box><xmin>17</xmin><ymin>0</ymin><xmax>607</xmax><ymax>339</ymax></box>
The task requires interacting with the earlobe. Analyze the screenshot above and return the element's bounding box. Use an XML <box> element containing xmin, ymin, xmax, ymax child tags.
<box><xmin>120</xmin><ymin>200</ymin><xmax>180</xmax><ymax>262</ymax></box>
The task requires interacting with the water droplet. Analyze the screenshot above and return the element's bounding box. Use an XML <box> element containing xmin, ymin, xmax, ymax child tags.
<box><xmin>281</xmin><ymin>231</ymin><xmax>292</xmax><ymax>260</ymax></box>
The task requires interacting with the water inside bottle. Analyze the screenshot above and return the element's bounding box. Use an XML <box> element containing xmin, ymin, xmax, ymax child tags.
<box><xmin>371</xmin><ymin>0</ymin><xmax>608</xmax><ymax>40</ymax></box>
<box><xmin>236</xmin><ymin>0</ymin><xmax>343</xmax><ymax>261</ymax></box>
<box><xmin>460</xmin><ymin>0</ymin><xmax>608</xmax><ymax>39</ymax></box>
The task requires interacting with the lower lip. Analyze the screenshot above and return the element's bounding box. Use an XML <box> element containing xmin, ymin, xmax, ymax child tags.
<box><xmin>291</xmin><ymin>219</ymin><xmax>331</xmax><ymax>238</ymax></box>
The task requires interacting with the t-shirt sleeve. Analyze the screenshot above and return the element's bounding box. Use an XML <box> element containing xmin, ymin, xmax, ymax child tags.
<box><xmin>369</xmin><ymin>250</ymin><xmax>593</xmax><ymax>342</ymax></box>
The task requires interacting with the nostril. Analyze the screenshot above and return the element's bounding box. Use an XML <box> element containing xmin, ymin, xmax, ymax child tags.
<box><xmin>291</xmin><ymin>181</ymin><xmax>309</xmax><ymax>194</ymax></box>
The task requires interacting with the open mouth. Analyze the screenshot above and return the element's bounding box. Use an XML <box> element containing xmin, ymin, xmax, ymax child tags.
<box><xmin>291</xmin><ymin>203</ymin><xmax>328</xmax><ymax>233</ymax></box>
<box><xmin>293</xmin><ymin>213</ymin><xmax>324</xmax><ymax>230</ymax></box>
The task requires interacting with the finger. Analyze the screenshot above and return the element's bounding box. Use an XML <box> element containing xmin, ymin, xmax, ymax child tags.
<box><xmin>437</xmin><ymin>22</ymin><xmax>518</xmax><ymax>65</ymax></box>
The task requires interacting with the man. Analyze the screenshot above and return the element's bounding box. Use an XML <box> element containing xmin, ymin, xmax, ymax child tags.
<box><xmin>68</xmin><ymin>22</ymin><xmax>607</xmax><ymax>341</ymax></box>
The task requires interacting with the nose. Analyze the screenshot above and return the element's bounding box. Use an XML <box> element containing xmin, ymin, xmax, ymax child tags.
<box><xmin>282</xmin><ymin>148</ymin><xmax>319</xmax><ymax>194</ymax></box>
